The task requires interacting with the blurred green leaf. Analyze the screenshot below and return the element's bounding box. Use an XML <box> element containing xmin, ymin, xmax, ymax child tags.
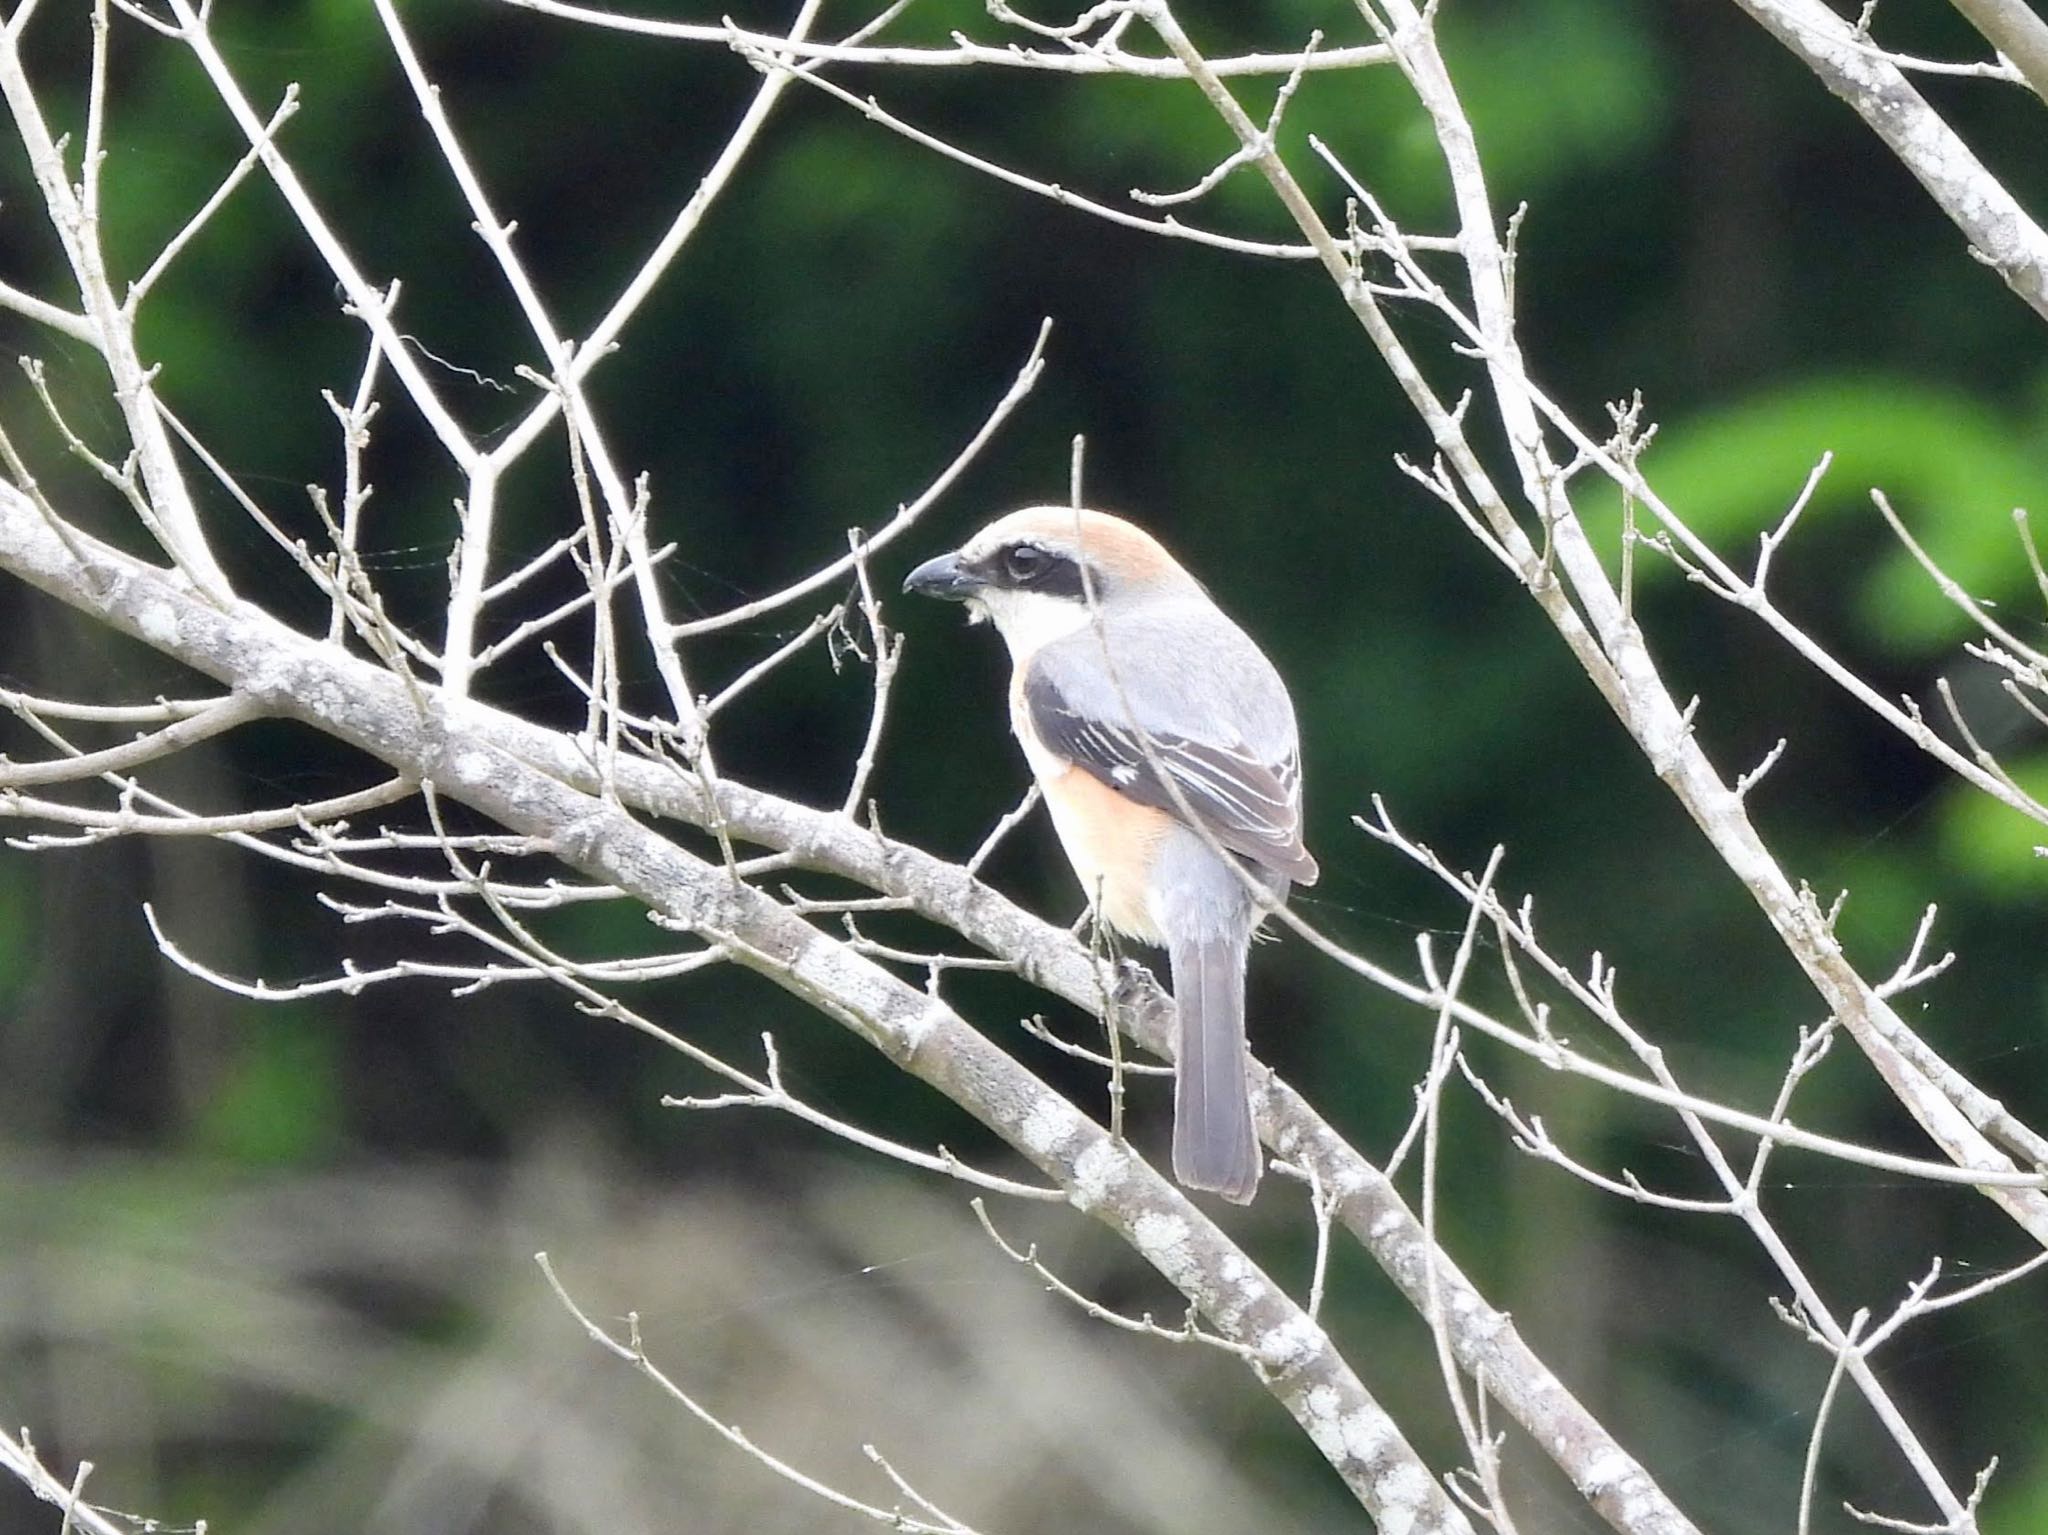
<box><xmin>193</xmin><ymin>1014</ymin><xmax>342</xmax><ymax>1166</ymax></box>
<box><xmin>1583</xmin><ymin>376</ymin><xmax>2048</xmax><ymax>648</ymax></box>
<box><xmin>1937</xmin><ymin>753</ymin><xmax>2048</xmax><ymax>889</ymax></box>
<box><xmin>0</xmin><ymin>860</ymin><xmax>30</xmax><ymax>1002</ymax></box>
<box><xmin>1442</xmin><ymin>0</ymin><xmax>1670</xmax><ymax>197</ymax></box>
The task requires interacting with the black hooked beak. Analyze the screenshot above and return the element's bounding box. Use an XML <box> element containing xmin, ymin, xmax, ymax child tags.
<box><xmin>902</xmin><ymin>550</ymin><xmax>978</xmax><ymax>602</ymax></box>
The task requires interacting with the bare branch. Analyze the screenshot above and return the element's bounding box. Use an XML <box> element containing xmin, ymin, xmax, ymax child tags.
<box><xmin>0</xmin><ymin>1428</ymin><xmax>137</xmax><ymax>1535</ymax></box>
<box><xmin>666</xmin><ymin>1032</ymin><xmax>1065</xmax><ymax>1200</ymax></box>
<box><xmin>162</xmin><ymin>0</ymin><xmax>482</xmax><ymax>471</ymax></box>
<box><xmin>537</xmin><ymin>1253</ymin><xmax>989</xmax><ymax>1535</ymax></box>
<box><xmin>1874</xmin><ymin>489</ymin><xmax>2047</xmax><ymax>673</ymax></box>
<box><xmin>0</xmin><ymin>277</ymin><xmax>99</xmax><ymax>345</ymax></box>
<box><xmin>1945</xmin><ymin>0</ymin><xmax>2048</xmax><ymax>100</ymax></box>
<box><xmin>972</xmin><ymin>1197</ymin><xmax>1268</xmax><ymax>1363</ymax></box>
<box><xmin>0</xmin><ymin>484</ymin><xmax>1473</xmax><ymax>1532</ymax></box>
<box><xmin>1730</xmin><ymin>0</ymin><xmax>2048</xmax><ymax>319</ymax></box>
<box><xmin>0</xmin><ymin>692</ymin><xmax>257</xmax><ymax>787</ymax></box>
<box><xmin>726</xmin><ymin>52</ymin><xmax>1327</xmax><ymax>263</ymax></box>
<box><xmin>127</xmin><ymin>83</ymin><xmax>301</xmax><ymax>308</ymax></box>
<box><xmin>672</xmin><ymin>319</ymin><xmax>1053</xmax><ymax>638</ymax></box>
<box><xmin>1130</xmin><ymin>32</ymin><xmax>1320</xmax><ymax>207</ymax></box>
<box><xmin>491</xmin><ymin>0</ymin><xmax>1393</xmax><ymax>77</ymax></box>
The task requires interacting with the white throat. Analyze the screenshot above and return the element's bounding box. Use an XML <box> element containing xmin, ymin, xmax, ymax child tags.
<box><xmin>970</xmin><ymin>587</ymin><xmax>1093</xmax><ymax>663</ymax></box>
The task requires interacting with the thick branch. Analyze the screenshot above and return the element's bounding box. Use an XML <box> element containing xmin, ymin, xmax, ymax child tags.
<box><xmin>0</xmin><ymin>476</ymin><xmax>1700</xmax><ymax>1535</ymax></box>
<box><xmin>1732</xmin><ymin>0</ymin><xmax>2048</xmax><ymax>320</ymax></box>
<box><xmin>0</xmin><ymin>481</ymin><xmax>1471</xmax><ymax>1535</ymax></box>
<box><xmin>1143</xmin><ymin>0</ymin><xmax>2048</xmax><ymax>1252</ymax></box>
<box><xmin>1947</xmin><ymin>0</ymin><xmax>2048</xmax><ymax>103</ymax></box>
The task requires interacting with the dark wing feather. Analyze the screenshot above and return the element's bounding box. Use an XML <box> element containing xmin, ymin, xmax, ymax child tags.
<box><xmin>1027</xmin><ymin>669</ymin><xmax>1319</xmax><ymax>884</ymax></box>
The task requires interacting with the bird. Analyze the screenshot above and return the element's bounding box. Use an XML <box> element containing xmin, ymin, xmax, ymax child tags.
<box><xmin>903</xmin><ymin>506</ymin><xmax>1317</xmax><ymax>1202</ymax></box>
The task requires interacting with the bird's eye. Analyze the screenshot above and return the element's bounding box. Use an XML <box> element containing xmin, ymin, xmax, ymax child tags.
<box><xmin>1002</xmin><ymin>544</ymin><xmax>1047</xmax><ymax>582</ymax></box>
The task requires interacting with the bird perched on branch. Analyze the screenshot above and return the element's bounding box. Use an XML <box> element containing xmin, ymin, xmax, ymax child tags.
<box><xmin>904</xmin><ymin>507</ymin><xmax>1317</xmax><ymax>1202</ymax></box>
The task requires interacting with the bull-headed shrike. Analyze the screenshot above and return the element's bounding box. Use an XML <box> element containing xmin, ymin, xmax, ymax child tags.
<box><xmin>905</xmin><ymin>507</ymin><xmax>1317</xmax><ymax>1202</ymax></box>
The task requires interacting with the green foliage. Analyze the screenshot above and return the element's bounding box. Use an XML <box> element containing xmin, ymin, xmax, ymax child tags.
<box><xmin>0</xmin><ymin>860</ymin><xmax>30</xmax><ymax>1007</ymax></box>
<box><xmin>5</xmin><ymin>0</ymin><xmax>2048</xmax><ymax>1527</ymax></box>
<box><xmin>191</xmin><ymin>1012</ymin><xmax>343</xmax><ymax>1167</ymax></box>
<box><xmin>1443</xmin><ymin>0</ymin><xmax>1671</xmax><ymax>197</ymax></box>
<box><xmin>1938</xmin><ymin>754</ymin><xmax>2048</xmax><ymax>888</ymax></box>
<box><xmin>1580</xmin><ymin>375</ymin><xmax>2048</xmax><ymax>647</ymax></box>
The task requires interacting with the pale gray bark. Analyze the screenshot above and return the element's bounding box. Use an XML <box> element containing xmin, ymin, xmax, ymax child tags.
<box><xmin>0</xmin><ymin>480</ymin><xmax>1477</xmax><ymax>1535</ymax></box>
<box><xmin>1733</xmin><ymin>0</ymin><xmax>2048</xmax><ymax>319</ymax></box>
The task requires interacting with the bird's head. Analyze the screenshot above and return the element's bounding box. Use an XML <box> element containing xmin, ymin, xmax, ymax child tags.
<box><xmin>902</xmin><ymin>507</ymin><xmax>1197</xmax><ymax>660</ymax></box>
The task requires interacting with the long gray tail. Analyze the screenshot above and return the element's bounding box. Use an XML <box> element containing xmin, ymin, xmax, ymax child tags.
<box><xmin>1169</xmin><ymin>932</ymin><xmax>1260</xmax><ymax>1203</ymax></box>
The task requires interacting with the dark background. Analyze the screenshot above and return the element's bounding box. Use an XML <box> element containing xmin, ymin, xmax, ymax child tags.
<box><xmin>2</xmin><ymin>0</ymin><xmax>2046</xmax><ymax>1530</ymax></box>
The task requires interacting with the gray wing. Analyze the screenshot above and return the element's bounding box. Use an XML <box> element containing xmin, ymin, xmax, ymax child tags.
<box><xmin>1027</xmin><ymin>608</ymin><xmax>1319</xmax><ymax>885</ymax></box>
